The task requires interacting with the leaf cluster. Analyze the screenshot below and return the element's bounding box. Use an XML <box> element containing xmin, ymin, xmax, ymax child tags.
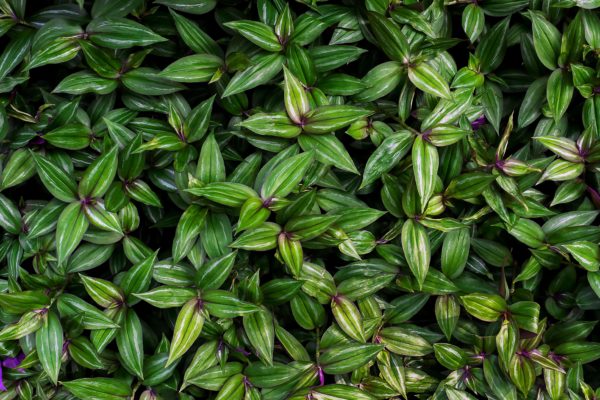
<box><xmin>0</xmin><ymin>0</ymin><xmax>600</xmax><ymax>399</ymax></box>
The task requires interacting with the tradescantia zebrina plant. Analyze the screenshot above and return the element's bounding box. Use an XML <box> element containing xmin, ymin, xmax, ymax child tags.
<box><xmin>2</xmin><ymin>0</ymin><xmax>600</xmax><ymax>399</ymax></box>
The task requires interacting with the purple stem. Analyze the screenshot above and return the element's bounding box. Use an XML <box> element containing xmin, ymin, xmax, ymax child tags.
<box><xmin>317</xmin><ymin>366</ymin><xmax>325</xmax><ymax>386</ymax></box>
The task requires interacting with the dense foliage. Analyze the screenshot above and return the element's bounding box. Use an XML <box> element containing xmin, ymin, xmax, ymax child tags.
<box><xmin>1</xmin><ymin>0</ymin><xmax>600</xmax><ymax>399</ymax></box>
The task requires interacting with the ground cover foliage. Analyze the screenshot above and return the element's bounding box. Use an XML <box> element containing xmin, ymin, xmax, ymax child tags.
<box><xmin>0</xmin><ymin>0</ymin><xmax>600</xmax><ymax>399</ymax></box>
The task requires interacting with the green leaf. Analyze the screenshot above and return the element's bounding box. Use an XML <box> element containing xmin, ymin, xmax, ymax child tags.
<box><xmin>555</xmin><ymin>342</ymin><xmax>600</xmax><ymax>364</ymax></box>
<box><xmin>237</xmin><ymin>197</ymin><xmax>271</xmax><ymax>232</ymax></box>
<box><xmin>0</xmin><ymin>290</ymin><xmax>50</xmax><ymax>314</ymax></box>
<box><xmin>368</xmin><ymin>12</ymin><xmax>409</xmax><ymax>62</ymax></box>
<box><xmin>509</xmin><ymin>301</ymin><xmax>539</xmax><ymax>333</ymax></box>
<box><xmin>354</xmin><ymin>61</ymin><xmax>404</xmax><ymax>102</ymax></box>
<box><xmin>408</xmin><ymin>63</ymin><xmax>451</xmax><ymax>100</ymax></box>
<box><xmin>274</xmin><ymin>3</ymin><xmax>293</xmax><ymax>41</ymax></box>
<box><xmin>462</xmin><ymin>4</ymin><xmax>485</xmax><ymax>43</ymax></box>
<box><xmin>120</xmin><ymin>251</ymin><xmax>157</xmax><ymax>301</ymax></box>
<box><xmin>446</xmin><ymin>388</ymin><xmax>479</xmax><ymax>400</ymax></box>
<box><xmin>243</xmin><ymin>306</ymin><xmax>275</xmax><ymax>365</ymax></box>
<box><xmin>69</xmin><ymin>336</ymin><xmax>105</xmax><ymax>370</ymax></box>
<box><xmin>261</xmin><ymin>151</ymin><xmax>313</xmax><ymax>198</ymax></box>
<box><xmin>435</xmin><ymin>295</ymin><xmax>460</xmax><ymax>340</ymax></box>
<box><xmin>182</xmin><ymin>340</ymin><xmax>219</xmax><ymax>388</ymax></box>
<box><xmin>173</xmin><ymin>205</ymin><xmax>207</xmax><ymax>262</ymax></box>
<box><xmin>225</xmin><ymin>20</ymin><xmax>281</xmax><ymax>52</ymax></box>
<box><xmin>134</xmin><ymin>286</ymin><xmax>197</xmax><ymax>308</ymax></box>
<box><xmin>78</xmin><ymin>40</ymin><xmax>121</xmax><ymax>78</ymax></box>
<box><xmin>461</xmin><ymin>293</ymin><xmax>507</xmax><ymax>321</ymax></box>
<box><xmin>471</xmin><ymin>238</ymin><xmax>513</xmax><ymax>267</ymax></box>
<box><xmin>563</xmin><ymin>241</ymin><xmax>600</xmax><ymax>271</ymax></box>
<box><xmin>441</xmin><ymin>228</ymin><xmax>470</xmax><ymax>279</ymax></box>
<box><xmin>475</xmin><ymin>17</ymin><xmax>510</xmax><ymax>73</ymax></box>
<box><xmin>507</xmin><ymin>218</ymin><xmax>545</xmax><ymax>248</ymax></box>
<box><xmin>310</xmin><ymin>385</ymin><xmax>378</xmax><ymax>400</ymax></box>
<box><xmin>186</xmin><ymin>362</ymin><xmax>244</xmax><ymax>391</ymax></box>
<box><xmin>412</xmin><ymin>135</ymin><xmax>439</xmax><ymax>212</ymax></box>
<box><xmin>426</xmin><ymin>125</ymin><xmax>469</xmax><ymax>147</ymax></box>
<box><xmin>390</xmin><ymin>7</ymin><xmax>434</xmax><ymax>37</ymax></box>
<box><xmin>378</xmin><ymin>327</ymin><xmax>432</xmax><ymax>356</ymax></box>
<box><xmin>79</xmin><ymin>146</ymin><xmax>119</xmax><ymax>198</ymax></box>
<box><xmin>169</xmin><ymin>9</ymin><xmax>222</xmax><ymax>56</ymax></box>
<box><xmin>0</xmin><ymin>311</ymin><xmax>43</xmax><ymax>341</ymax></box>
<box><xmin>303</xmin><ymin>105</ymin><xmax>373</xmax><ymax>134</ymax></box>
<box><xmin>509</xmin><ymin>356</ymin><xmax>535</xmax><ymax>395</ymax></box>
<box><xmin>53</xmin><ymin>71</ymin><xmax>118</xmax><ymax>95</ymax></box>
<box><xmin>285</xmin><ymin>214</ymin><xmax>339</xmax><ymax>241</ymax></box>
<box><xmin>230</xmin><ymin>222</ymin><xmax>280</xmax><ymax>251</ymax></box>
<box><xmin>200</xmin><ymin>212</ymin><xmax>233</xmax><ymax>258</ymax></box>
<box><xmin>518</xmin><ymin>77</ymin><xmax>548</xmax><ymax>128</ymax></box>
<box><xmin>57</xmin><ymin>294</ymin><xmax>119</xmax><ymax>330</ymax></box>
<box><xmin>116</xmin><ymin>309</ymin><xmax>144</xmax><ymax>378</ymax></box>
<box><xmin>197</xmin><ymin>133</ymin><xmax>225</xmax><ymax>184</ymax></box>
<box><xmin>0</xmin><ymin>193</ymin><xmax>22</xmax><ymax>234</ymax></box>
<box><xmin>56</xmin><ymin>202</ymin><xmax>89</xmax><ymax>266</ymax></box>
<box><xmin>547</xmin><ymin>68</ymin><xmax>574</xmax><ymax>122</ymax></box>
<box><xmin>320</xmin><ymin>343</ymin><xmax>384</xmax><ymax>374</ymax></box>
<box><xmin>167</xmin><ymin>298</ymin><xmax>205</xmax><ymax>366</ymax></box>
<box><xmin>588</xmin><ymin>271</ymin><xmax>600</xmax><ymax>298</ymax></box>
<box><xmin>84</xmin><ymin>202</ymin><xmax>123</xmax><ymax>234</ymax></box>
<box><xmin>196</xmin><ymin>251</ymin><xmax>237</xmax><ymax>290</ymax></box>
<box><xmin>332</xmin><ymin>207</ymin><xmax>386</xmax><ymax>232</ymax></box>
<box><xmin>581</xmin><ymin>9</ymin><xmax>600</xmax><ymax>48</ymax></box>
<box><xmin>203</xmin><ymin>289</ymin><xmax>260</xmax><ymax>317</ymax></box>
<box><xmin>298</xmin><ymin>134</ymin><xmax>358</xmax><ymax>174</ymax></box>
<box><xmin>223</xmin><ymin>53</ymin><xmax>284</xmax><ymax>97</ymax></box>
<box><xmin>484</xmin><ymin>357</ymin><xmax>518</xmax><ymax>400</ymax></box>
<box><xmin>283</xmin><ymin>66</ymin><xmax>310</xmax><ymax>124</ymax></box>
<box><xmin>480</xmin><ymin>0</ymin><xmax>528</xmax><ymax>16</ymax></box>
<box><xmin>537</xmin><ymin>159</ymin><xmax>584</xmax><ymax>184</ymax></box>
<box><xmin>535</xmin><ymin>136</ymin><xmax>581</xmax><ymax>162</ymax></box>
<box><xmin>309</xmin><ymin>45</ymin><xmax>366</xmax><ymax>72</ymax></box>
<box><xmin>159</xmin><ymin>54</ymin><xmax>223</xmax><ymax>82</ymax></box>
<box><xmin>36</xmin><ymin>311</ymin><xmax>63</xmax><ymax>385</ymax></box>
<box><xmin>188</xmin><ymin>182</ymin><xmax>258</xmax><ymax>207</ymax></box>
<box><xmin>361</xmin><ymin>131</ymin><xmax>414</xmax><ymax>188</ymax></box>
<box><xmin>185</xmin><ymin>95</ymin><xmax>215</xmax><ymax>142</ymax></box>
<box><xmin>32</xmin><ymin>153</ymin><xmax>78</xmax><ymax>202</ymax></box>
<box><xmin>319</xmin><ymin>73</ymin><xmax>365</xmax><ymax>96</ymax></box>
<box><xmin>63</xmin><ymin>378</ymin><xmax>132</xmax><ymax>400</ymax></box>
<box><xmin>402</xmin><ymin>219</ymin><xmax>430</xmax><ymax>289</ymax></box>
<box><xmin>124</xmin><ymin>180</ymin><xmax>162</xmax><ymax>207</ymax></box>
<box><xmin>240</xmin><ymin>112</ymin><xmax>302</xmax><ymax>138</ymax></box>
<box><xmin>27</xmin><ymin>38</ymin><xmax>80</xmax><ymax>70</ymax></box>
<box><xmin>155</xmin><ymin>0</ymin><xmax>216</xmax><ymax>14</ymax></box>
<box><xmin>88</xmin><ymin>17</ymin><xmax>167</xmax><ymax>49</ymax></box>
<box><xmin>530</xmin><ymin>11</ymin><xmax>561</xmax><ymax>70</ymax></box>
<box><xmin>544</xmin><ymin>369</ymin><xmax>565</xmax><ymax>400</ymax></box>
<box><xmin>331</xmin><ymin>295</ymin><xmax>365</xmax><ymax>343</ymax></box>
<box><xmin>445</xmin><ymin>172</ymin><xmax>497</xmax><ymax>200</ymax></box>
<box><xmin>0</xmin><ymin>29</ymin><xmax>33</xmax><ymax>80</ymax></box>
<box><xmin>481</xmin><ymin>81</ymin><xmax>503</xmax><ymax>133</ymax></box>
<box><xmin>44</xmin><ymin>124</ymin><xmax>91</xmax><ymax>150</ymax></box>
<box><xmin>278</xmin><ymin>234</ymin><xmax>303</xmax><ymax>276</ymax></box>
<box><xmin>245</xmin><ymin>362</ymin><xmax>304</xmax><ymax>388</ymax></box>
<box><xmin>433</xmin><ymin>343</ymin><xmax>467</xmax><ymax>370</ymax></box>
<box><xmin>80</xmin><ymin>274</ymin><xmax>124</xmax><ymax>308</ymax></box>
<box><xmin>214</xmin><ymin>374</ymin><xmax>245</xmax><ymax>400</ymax></box>
<box><xmin>1</xmin><ymin>148</ymin><xmax>36</xmax><ymax>190</ymax></box>
<box><xmin>377</xmin><ymin>351</ymin><xmax>406</xmax><ymax>398</ymax></box>
<box><xmin>122</xmin><ymin>68</ymin><xmax>185</xmax><ymax>95</ymax></box>
<box><xmin>496</xmin><ymin>319</ymin><xmax>518</xmax><ymax>371</ymax></box>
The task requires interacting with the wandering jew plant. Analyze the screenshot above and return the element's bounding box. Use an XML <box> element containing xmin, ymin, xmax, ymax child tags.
<box><xmin>1</xmin><ymin>0</ymin><xmax>600</xmax><ymax>399</ymax></box>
